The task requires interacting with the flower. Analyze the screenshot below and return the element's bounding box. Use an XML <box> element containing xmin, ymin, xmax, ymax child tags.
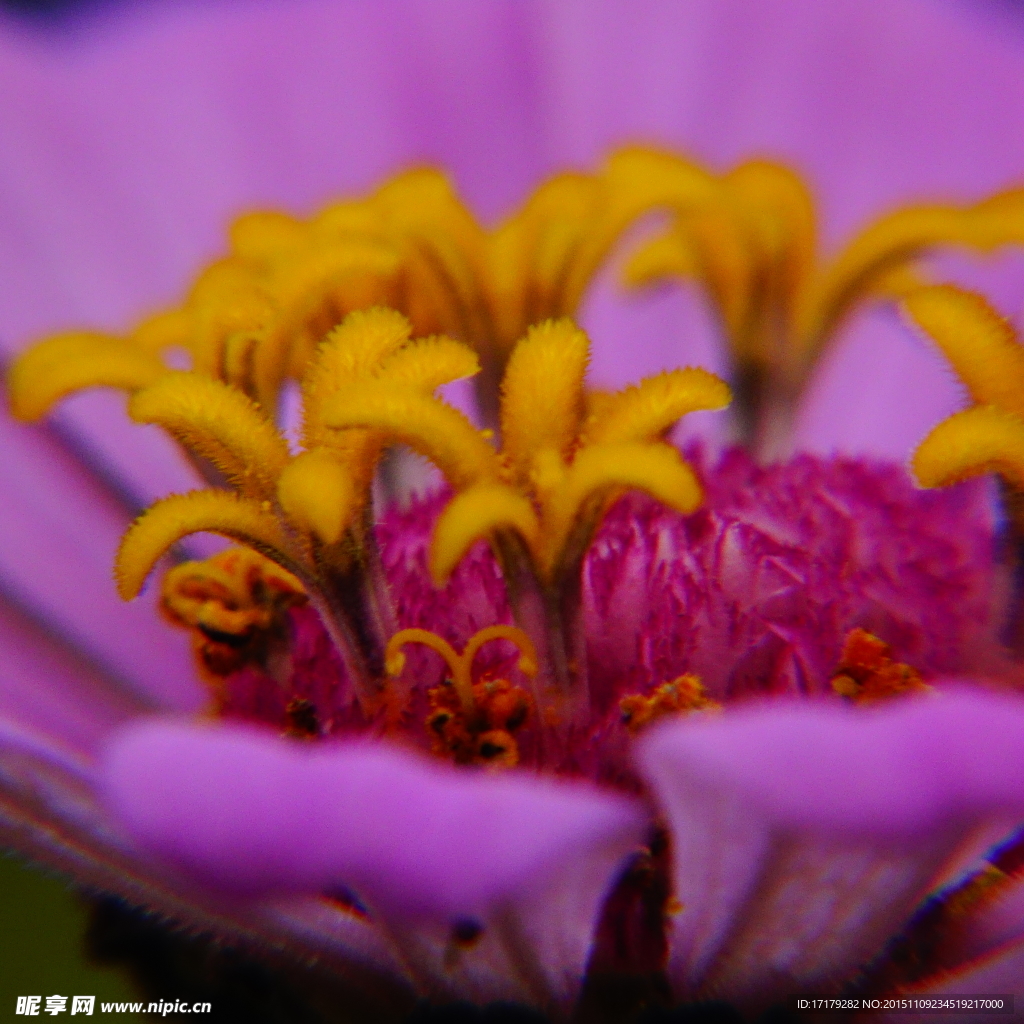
<box><xmin>6</xmin><ymin>2</ymin><xmax>1024</xmax><ymax>1021</ymax></box>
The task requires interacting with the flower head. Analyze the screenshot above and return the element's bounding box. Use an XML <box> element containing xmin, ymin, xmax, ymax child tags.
<box><xmin>7</xmin><ymin>3</ymin><xmax>1024</xmax><ymax>1020</ymax></box>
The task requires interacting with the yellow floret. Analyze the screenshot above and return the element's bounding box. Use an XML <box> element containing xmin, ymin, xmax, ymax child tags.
<box><xmin>912</xmin><ymin>406</ymin><xmax>1024</xmax><ymax>493</ymax></box>
<box><xmin>128</xmin><ymin>372</ymin><xmax>290</xmax><ymax>500</ymax></box>
<box><xmin>902</xmin><ymin>285</ymin><xmax>1024</xmax><ymax>418</ymax></box>
<box><xmin>8</xmin><ymin>332</ymin><xmax>166</xmax><ymax>421</ymax></box>
<box><xmin>116</xmin><ymin>491</ymin><xmax>297</xmax><ymax>601</ymax></box>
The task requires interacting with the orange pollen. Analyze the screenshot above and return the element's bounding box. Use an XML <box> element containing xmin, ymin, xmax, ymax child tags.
<box><xmin>620</xmin><ymin>674</ymin><xmax>721</xmax><ymax>735</ymax></box>
<box><xmin>829</xmin><ymin>628</ymin><xmax>932</xmax><ymax>704</ymax></box>
<box><xmin>160</xmin><ymin>548</ymin><xmax>306</xmax><ymax>699</ymax></box>
<box><xmin>426</xmin><ymin>673</ymin><xmax>532</xmax><ymax>769</ymax></box>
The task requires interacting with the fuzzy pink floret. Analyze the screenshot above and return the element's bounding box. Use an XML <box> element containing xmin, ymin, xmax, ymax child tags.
<box><xmin>218</xmin><ymin>449</ymin><xmax>1006</xmax><ymax>778</ymax></box>
<box><xmin>586</xmin><ymin>447</ymin><xmax>1003</xmax><ymax>710</ymax></box>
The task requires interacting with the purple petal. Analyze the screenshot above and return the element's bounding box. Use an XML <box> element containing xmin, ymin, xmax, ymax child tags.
<box><xmin>884</xmin><ymin>940</ymin><xmax>1024</xmax><ymax>1021</ymax></box>
<box><xmin>103</xmin><ymin>721</ymin><xmax>646</xmax><ymax>1007</ymax></box>
<box><xmin>0</xmin><ymin>410</ymin><xmax>203</xmax><ymax>712</ymax></box>
<box><xmin>0</xmin><ymin>714</ymin><xmax>414</xmax><ymax>1011</ymax></box>
<box><xmin>792</xmin><ymin>308</ymin><xmax>967</xmax><ymax>461</ymax></box>
<box><xmin>0</xmin><ymin>586</ymin><xmax>147</xmax><ymax>758</ymax></box>
<box><xmin>939</xmin><ymin>871</ymin><xmax>1024</xmax><ymax>975</ymax></box>
<box><xmin>636</xmin><ymin>689</ymin><xmax>1024</xmax><ymax>1006</ymax></box>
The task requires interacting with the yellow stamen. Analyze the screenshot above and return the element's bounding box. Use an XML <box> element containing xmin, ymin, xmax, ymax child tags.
<box><xmin>300</xmin><ymin>306</ymin><xmax>413</xmax><ymax>449</ymax></box>
<box><xmin>622</xmin><ymin>231</ymin><xmax>698</xmax><ymax>288</ymax></box>
<box><xmin>161</xmin><ymin>547</ymin><xmax>305</xmax><ymax>698</ymax></box>
<box><xmin>796</xmin><ymin>190</ymin><xmax>1024</xmax><ymax>367</ymax></box>
<box><xmin>228</xmin><ymin>209</ymin><xmax>307</xmax><ymax>260</ymax></box>
<box><xmin>462</xmin><ymin>625</ymin><xmax>539</xmax><ymax>679</ymax></box>
<box><xmin>128</xmin><ymin>372</ymin><xmax>290</xmax><ymax>500</ymax></box>
<box><xmin>385</xmin><ymin>625</ymin><xmax>536</xmax><ymax>716</ymax></box>
<box><xmin>276</xmin><ymin>449</ymin><xmax>358</xmax><ymax>546</ymax></box>
<box><xmin>323</xmin><ymin>383</ymin><xmax>501</xmax><ymax>489</ymax></box>
<box><xmin>623</xmin><ymin>157</ymin><xmax>815</xmax><ymax>372</ymax></box>
<box><xmin>374</xmin><ymin>168</ymin><xmax>490</xmax><ymax>343</ymax></box>
<box><xmin>255</xmin><ymin>239</ymin><xmax>402</xmax><ymax>406</ymax></box>
<box><xmin>387</xmin><ymin>625</ymin><xmax>536</xmax><ymax>768</ymax></box>
<box><xmin>430</xmin><ymin>483</ymin><xmax>540</xmax><ymax>586</ymax></box>
<box><xmin>486</xmin><ymin>173</ymin><xmax>607</xmax><ymax>354</ymax></box>
<box><xmin>133</xmin><ymin>309</ymin><xmax>192</xmax><ymax>354</ymax></box>
<box><xmin>912</xmin><ymin>405</ymin><xmax>1024</xmax><ymax>492</ymax></box>
<box><xmin>299</xmin><ymin>308</ymin><xmax>479</xmax><ymax>494</ymax></box>
<box><xmin>375</xmin><ymin>335</ymin><xmax>480</xmax><ymax>393</ymax></box>
<box><xmin>902</xmin><ymin>285</ymin><xmax>1024</xmax><ymax>418</ymax></box>
<box><xmin>582</xmin><ymin>367</ymin><xmax>731</xmax><ymax>446</ymax></box>
<box><xmin>499</xmin><ymin>319</ymin><xmax>589</xmax><ymax>485</ymax></box>
<box><xmin>902</xmin><ymin>285</ymin><xmax>1024</xmax><ymax>533</ymax></box>
<box><xmin>600</xmin><ymin>145</ymin><xmax>717</xmax><ymax>224</ymax></box>
<box><xmin>540</xmin><ymin>442</ymin><xmax>703</xmax><ymax>579</ymax></box>
<box><xmin>386</xmin><ymin>629</ymin><xmax>469</xmax><ymax>709</ymax></box>
<box><xmin>7</xmin><ymin>332</ymin><xmax>166</xmax><ymax>421</ymax></box>
<box><xmin>116</xmin><ymin>490</ymin><xmax>298</xmax><ymax>601</ymax></box>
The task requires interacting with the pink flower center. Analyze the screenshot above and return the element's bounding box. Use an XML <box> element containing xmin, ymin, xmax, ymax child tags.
<box><xmin>161</xmin><ymin>446</ymin><xmax>1005</xmax><ymax>789</ymax></box>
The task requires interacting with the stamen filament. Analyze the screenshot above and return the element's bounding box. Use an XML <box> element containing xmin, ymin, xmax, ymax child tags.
<box><xmin>386</xmin><ymin>626</ymin><xmax>537</xmax><ymax>717</ymax></box>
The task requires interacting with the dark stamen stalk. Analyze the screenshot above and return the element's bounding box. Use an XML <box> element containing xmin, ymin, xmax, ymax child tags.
<box><xmin>494</xmin><ymin>533</ymin><xmax>590</xmax><ymax>732</ymax></box>
<box><xmin>996</xmin><ymin>480</ymin><xmax>1024</xmax><ymax>656</ymax></box>
<box><xmin>471</xmin><ymin>345</ymin><xmax>507</xmax><ymax>436</ymax></box>
<box><xmin>311</xmin><ymin>521</ymin><xmax>398</xmax><ymax>713</ymax></box>
<box><xmin>731</xmin><ymin>304</ymin><xmax>801</xmax><ymax>463</ymax></box>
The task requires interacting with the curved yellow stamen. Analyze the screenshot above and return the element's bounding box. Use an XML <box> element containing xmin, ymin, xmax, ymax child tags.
<box><xmin>323</xmin><ymin>384</ymin><xmax>500</xmax><ymax>490</ymax></box>
<box><xmin>115</xmin><ymin>491</ymin><xmax>297</xmax><ymax>601</ymax></box>
<box><xmin>128</xmin><ymin>372</ymin><xmax>290</xmax><ymax>500</ymax></box>
<box><xmin>385</xmin><ymin>628</ymin><xmax>472</xmax><ymax>712</ymax></box>
<box><xmin>601</xmin><ymin>145</ymin><xmax>717</xmax><ymax>217</ymax></box>
<box><xmin>621</xmin><ymin>158</ymin><xmax>814</xmax><ymax>369</ymax></box>
<box><xmin>912</xmin><ymin>405</ymin><xmax>1024</xmax><ymax>492</ymax></box>
<box><xmin>725</xmin><ymin>160</ymin><xmax>816</xmax><ymax>288</ymax></box>
<box><xmin>487</xmin><ymin>174</ymin><xmax>599</xmax><ymax>348</ymax></box>
<box><xmin>187</xmin><ymin>278</ymin><xmax>274</xmax><ymax>386</ymax></box>
<box><xmin>386</xmin><ymin>625</ymin><xmax>537</xmax><ymax>715</ymax></box>
<box><xmin>254</xmin><ymin>241</ymin><xmax>402</xmax><ymax>408</ymax></box>
<box><xmin>902</xmin><ymin>285</ymin><xmax>1024</xmax><ymax>418</ymax></box>
<box><xmin>8</xmin><ymin>332</ymin><xmax>166</xmax><ymax>421</ymax></box>
<box><xmin>276</xmin><ymin>449</ymin><xmax>359</xmax><ymax>546</ymax></box>
<box><xmin>542</xmin><ymin>442</ymin><xmax>703</xmax><ymax>578</ymax></box>
<box><xmin>375</xmin><ymin>335</ymin><xmax>480</xmax><ymax>393</ymax></box>
<box><xmin>229</xmin><ymin>209</ymin><xmax>307</xmax><ymax>262</ymax></box>
<box><xmin>463</xmin><ymin>625</ymin><xmax>538</xmax><ymax>680</ymax></box>
<box><xmin>301</xmin><ymin>307</ymin><xmax>413</xmax><ymax>448</ymax></box>
<box><xmin>583</xmin><ymin>367</ymin><xmax>732</xmax><ymax>446</ymax></box>
<box><xmin>374</xmin><ymin>168</ymin><xmax>490</xmax><ymax>342</ymax></box>
<box><xmin>429</xmin><ymin>483</ymin><xmax>541</xmax><ymax>585</ymax></box>
<box><xmin>622</xmin><ymin>231</ymin><xmax>699</xmax><ymax>290</ymax></box>
<box><xmin>796</xmin><ymin>191</ymin><xmax>1024</xmax><ymax>365</ymax></box>
<box><xmin>133</xmin><ymin>309</ymin><xmax>193</xmax><ymax>354</ymax></box>
<box><xmin>500</xmin><ymin>318</ymin><xmax>590</xmax><ymax>483</ymax></box>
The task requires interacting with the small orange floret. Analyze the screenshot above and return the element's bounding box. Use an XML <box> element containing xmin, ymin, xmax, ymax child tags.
<box><xmin>830</xmin><ymin>628</ymin><xmax>932</xmax><ymax>704</ymax></box>
<box><xmin>426</xmin><ymin>674</ymin><xmax>531</xmax><ymax>769</ymax></box>
<box><xmin>620</xmin><ymin>674</ymin><xmax>720</xmax><ymax>735</ymax></box>
<box><xmin>160</xmin><ymin>547</ymin><xmax>306</xmax><ymax>699</ymax></box>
